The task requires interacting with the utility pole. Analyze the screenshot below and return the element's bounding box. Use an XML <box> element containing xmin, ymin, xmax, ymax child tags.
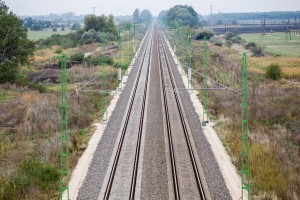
<box><xmin>294</xmin><ymin>17</ymin><xmax>297</xmax><ymax>35</ymax></box>
<box><xmin>93</xmin><ymin>7</ymin><xmax>96</xmax><ymax>15</ymax></box>
<box><xmin>286</xmin><ymin>19</ymin><xmax>291</xmax><ymax>41</ymax></box>
<box><xmin>202</xmin><ymin>36</ymin><xmax>209</xmax><ymax>126</ymax></box>
<box><xmin>261</xmin><ymin>14</ymin><xmax>267</xmax><ymax>33</ymax></box>
<box><xmin>59</xmin><ymin>53</ymin><xmax>69</xmax><ymax>200</ymax></box>
<box><xmin>118</xmin><ymin>28</ymin><xmax>122</xmax><ymax>91</ymax></box>
<box><xmin>241</xmin><ymin>52</ymin><xmax>250</xmax><ymax>200</ymax></box>
<box><xmin>102</xmin><ymin>32</ymin><xmax>107</xmax><ymax>122</ymax></box>
<box><xmin>188</xmin><ymin>29</ymin><xmax>192</xmax><ymax>89</ymax></box>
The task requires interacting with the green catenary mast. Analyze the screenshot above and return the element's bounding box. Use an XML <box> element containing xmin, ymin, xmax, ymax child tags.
<box><xmin>102</xmin><ymin>32</ymin><xmax>107</xmax><ymax>121</ymax></box>
<box><xmin>188</xmin><ymin>30</ymin><xmax>192</xmax><ymax>89</ymax></box>
<box><xmin>118</xmin><ymin>28</ymin><xmax>122</xmax><ymax>90</ymax></box>
<box><xmin>241</xmin><ymin>52</ymin><xmax>250</xmax><ymax>200</ymax></box>
<box><xmin>202</xmin><ymin>36</ymin><xmax>209</xmax><ymax>126</ymax></box>
<box><xmin>59</xmin><ymin>53</ymin><xmax>69</xmax><ymax>200</ymax></box>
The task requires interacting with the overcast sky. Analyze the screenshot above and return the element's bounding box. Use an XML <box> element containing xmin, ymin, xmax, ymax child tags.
<box><xmin>6</xmin><ymin>0</ymin><xmax>300</xmax><ymax>16</ymax></box>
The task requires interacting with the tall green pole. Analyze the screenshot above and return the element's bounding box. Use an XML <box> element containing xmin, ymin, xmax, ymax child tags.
<box><xmin>130</xmin><ymin>26</ymin><xmax>133</xmax><ymax>62</ymax></box>
<box><xmin>188</xmin><ymin>30</ymin><xmax>192</xmax><ymax>89</ymax></box>
<box><xmin>102</xmin><ymin>32</ymin><xmax>107</xmax><ymax>122</ymax></box>
<box><xmin>59</xmin><ymin>53</ymin><xmax>69</xmax><ymax>200</ymax></box>
<box><xmin>118</xmin><ymin>28</ymin><xmax>122</xmax><ymax>90</ymax></box>
<box><xmin>241</xmin><ymin>52</ymin><xmax>250</xmax><ymax>200</ymax></box>
<box><xmin>179</xmin><ymin>26</ymin><xmax>184</xmax><ymax>74</ymax></box>
<box><xmin>126</xmin><ymin>27</ymin><xmax>129</xmax><ymax>75</ymax></box>
<box><xmin>202</xmin><ymin>36</ymin><xmax>209</xmax><ymax>126</ymax></box>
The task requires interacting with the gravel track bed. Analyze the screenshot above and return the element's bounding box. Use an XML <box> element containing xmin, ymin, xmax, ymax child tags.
<box><xmin>77</xmin><ymin>33</ymin><xmax>149</xmax><ymax>200</ymax></box>
<box><xmin>140</xmin><ymin>28</ymin><xmax>169</xmax><ymax>200</ymax></box>
<box><xmin>161</xmin><ymin>33</ymin><xmax>232</xmax><ymax>200</ymax></box>
<box><xmin>77</xmin><ymin>26</ymin><xmax>231</xmax><ymax>199</ymax></box>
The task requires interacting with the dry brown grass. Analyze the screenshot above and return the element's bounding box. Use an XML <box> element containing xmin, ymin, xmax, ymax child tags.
<box><xmin>0</xmin><ymin>32</ymin><xmax>143</xmax><ymax>199</ymax></box>
<box><xmin>171</xmin><ymin>38</ymin><xmax>300</xmax><ymax>199</ymax></box>
<box><xmin>34</xmin><ymin>46</ymin><xmax>79</xmax><ymax>64</ymax></box>
<box><xmin>0</xmin><ymin>65</ymin><xmax>119</xmax><ymax>199</ymax></box>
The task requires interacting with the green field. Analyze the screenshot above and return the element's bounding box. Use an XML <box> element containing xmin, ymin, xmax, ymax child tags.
<box><xmin>28</xmin><ymin>30</ymin><xmax>72</xmax><ymax>40</ymax></box>
<box><xmin>242</xmin><ymin>33</ymin><xmax>300</xmax><ymax>56</ymax></box>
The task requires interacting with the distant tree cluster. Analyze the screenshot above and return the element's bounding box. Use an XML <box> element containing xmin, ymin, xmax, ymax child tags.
<box><xmin>0</xmin><ymin>0</ymin><xmax>34</xmax><ymax>83</ymax></box>
<box><xmin>22</xmin><ymin>18</ymin><xmax>52</xmax><ymax>31</ymax></box>
<box><xmin>159</xmin><ymin>5</ymin><xmax>201</xmax><ymax>27</ymax></box>
<box><xmin>84</xmin><ymin>14</ymin><xmax>117</xmax><ymax>35</ymax></box>
<box><xmin>133</xmin><ymin>9</ymin><xmax>153</xmax><ymax>24</ymax></box>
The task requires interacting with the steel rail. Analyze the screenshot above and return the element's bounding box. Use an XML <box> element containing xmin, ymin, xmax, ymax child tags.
<box><xmin>157</xmin><ymin>32</ymin><xmax>181</xmax><ymax>200</ymax></box>
<box><xmin>158</xmin><ymin>30</ymin><xmax>207</xmax><ymax>200</ymax></box>
<box><xmin>103</xmin><ymin>28</ymin><xmax>152</xmax><ymax>200</ymax></box>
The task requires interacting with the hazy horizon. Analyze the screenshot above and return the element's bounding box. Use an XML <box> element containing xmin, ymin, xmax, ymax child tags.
<box><xmin>5</xmin><ymin>0</ymin><xmax>300</xmax><ymax>17</ymax></box>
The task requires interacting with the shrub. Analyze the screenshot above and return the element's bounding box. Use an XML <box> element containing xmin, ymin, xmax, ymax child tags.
<box><xmin>29</xmin><ymin>83</ymin><xmax>47</xmax><ymax>93</ymax></box>
<box><xmin>38</xmin><ymin>32</ymin><xmax>81</xmax><ymax>49</ymax></box>
<box><xmin>194</xmin><ymin>30</ymin><xmax>214</xmax><ymax>40</ymax></box>
<box><xmin>0</xmin><ymin>60</ymin><xmax>18</xmax><ymax>83</ymax></box>
<box><xmin>266</xmin><ymin>63</ymin><xmax>282</xmax><ymax>80</ymax></box>
<box><xmin>246</xmin><ymin>42</ymin><xmax>256</xmax><ymax>50</ymax></box>
<box><xmin>55</xmin><ymin>47</ymin><xmax>63</xmax><ymax>54</ymax></box>
<box><xmin>83</xmin><ymin>56</ymin><xmax>114</xmax><ymax>66</ymax></box>
<box><xmin>225</xmin><ymin>30</ymin><xmax>239</xmax><ymax>40</ymax></box>
<box><xmin>106</xmin><ymin>32</ymin><xmax>118</xmax><ymax>41</ymax></box>
<box><xmin>81</xmin><ymin>29</ymin><xmax>98</xmax><ymax>40</ymax></box>
<box><xmin>19</xmin><ymin>158</ymin><xmax>59</xmax><ymax>190</ymax></box>
<box><xmin>70</xmin><ymin>53</ymin><xmax>85</xmax><ymax>64</ymax></box>
<box><xmin>210</xmin><ymin>37</ymin><xmax>223</xmax><ymax>46</ymax></box>
<box><xmin>252</xmin><ymin>46</ymin><xmax>265</xmax><ymax>57</ymax></box>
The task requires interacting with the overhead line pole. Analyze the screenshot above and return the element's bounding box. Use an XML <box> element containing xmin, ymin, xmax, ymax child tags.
<box><xmin>118</xmin><ymin>28</ymin><xmax>122</xmax><ymax>91</ymax></box>
<box><xmin>241</xmin><ymin>52</ymin><xmax>250</xmax><ymax>200</ymax></box>
<box><xmin>188</xmin><ymin>29</ymin><xmax>192</xmax><ymax>89</ymax></box>
<box><xmin>102</xmin><ymin>32</ymin><xmax>107</xmax><ymax>122</ymax></box>
<box><xmin>59</xmin><ymin>53</ymin><xmax>69</xmax><ymax>200</ymax></box>
<box><xmin>202</xmin><ymin>36</ymin><xmax>209</xmax><ymax>126</ymax></box>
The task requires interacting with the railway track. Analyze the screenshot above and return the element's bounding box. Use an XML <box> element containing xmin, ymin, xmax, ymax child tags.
<box><xmin>99</xmin><ymin>26</ymin><xmax>153</xmax><ymax>200</ymax></box>
<box><xmin>157</xmin><ymin>28</ymin><xmax>207</xmax><ymax>200</ymax></box>
<box><xmin>96</xmin><ymin>24</ymin><xmax>208</xmax><ymax>200</ymax></box>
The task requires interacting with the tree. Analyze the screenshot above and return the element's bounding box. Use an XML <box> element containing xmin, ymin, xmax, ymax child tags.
<box><xmin>84</xmin><ymin>14</ymin><xmax>117</xmax><ymax>35</ymax></box>
<box><xmin>162</xmin><ymin>5</ymin><xmax>200</xmax><ymax>27</ymax></box>
<box><xmin>23</xmin><ymin>18</ymin><xmax>52</xmax><ymax>31</ymax></box>
<box><xmin>106</xmin><ymin>14</ymin><xmax>117</xmax><ymax>35</ymax></box>
<box><xmin>71</xmin><ymin>23</ymin><xmax>81</xmax><ymax>31</ymax></box>
<box><xmin>133</xmin><ymin>9</ymin><xmax>140</xmax><ymax>24</ymax></box>
<box><xmin>140</xmin><ymin>10</ymin><xmax>152</xmax><ymax>22</ymax></box>
<box><xmin>0</xmin><ymin>0</ymin><xmax>7</xmax><ymax>11</ymax></box>
<box><xmin>84</xmin><ymin>15</ymin><xmax>101</xmax><ymax>31</ymax></box>
<box><xmin>99</xmin><ymin>14</ymin><xmax>107</xmax><ymax>32</ymax></box>
<box><xmin>0</xmin><ymin>0</ymin><xmax>34</xmax><ymax>83</ymax></box>
<box><xmin>158</xmin><ymin>10</ymin><xmax>167</xmax><ymax>24</ymax></box>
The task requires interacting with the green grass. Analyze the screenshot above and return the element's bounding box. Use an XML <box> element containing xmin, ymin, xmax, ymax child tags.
<box><xmin>242</xmin><ymin>33</ymin><xmax>300</xmax><ymax>56</ymax></box>
<box><xmin>28</xmin><ymin>30</ymin><xmax>72</xmax><ymax>41</ymax></box>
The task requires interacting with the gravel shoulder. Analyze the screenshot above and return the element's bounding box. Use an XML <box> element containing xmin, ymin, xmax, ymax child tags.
<box><xmin>77</xmin><ymin>31</ymin><xmax>149</xmax><ymax>200</ymax></box>
<box><xmin>161</xmin><ymin>32</ymin><xmax>232</xmax><ymax>200</ymax></box>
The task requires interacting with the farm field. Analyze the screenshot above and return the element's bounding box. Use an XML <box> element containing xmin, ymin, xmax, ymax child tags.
<box><xmin>28</xmin><ymin>30</ymin><xmax>72</xmax><ymax>40</ymax></box>
<box><xmin>242</xmin><ymin>32</ymin><xmax>300</xmax><ymax>56</ymax></box>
